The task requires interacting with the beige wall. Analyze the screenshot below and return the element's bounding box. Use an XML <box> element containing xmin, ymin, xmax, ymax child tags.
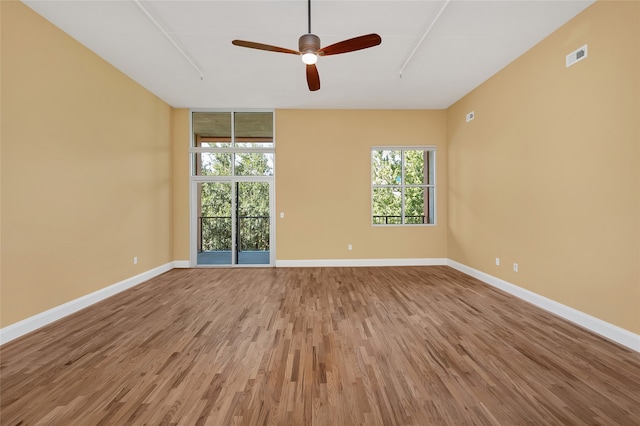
<box><xmin>0</xmin><ymin>0</ymin><xmax>4</xmax><ymax>312</ymax></box>
<box><xmin>447</xmin><ymin>0</ymin><xmax>639</xmax><ymax>333</ymax></box>
<box><xmin>0</xmin><ymin>1</ymin><xmax>174</xmax><ymax>327</ymax></box>
<box><xmin>172</xmin><ymin>109</ymin><xmax>190</xmax><ymax>261</ymax></box>
<box><xmin>276</xmin><ymin>110</ymin><xmax>447</xmax><ymax>261</ymax></box>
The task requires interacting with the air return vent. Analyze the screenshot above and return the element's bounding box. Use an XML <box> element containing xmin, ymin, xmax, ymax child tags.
<box><xmin>566</xmin><ymin>44</ymin><xmax>588</xmax><ymax>68</ymax></box>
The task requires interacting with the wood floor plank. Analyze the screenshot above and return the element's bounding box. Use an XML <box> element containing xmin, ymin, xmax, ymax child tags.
<box><xmin>1</xmin><ymin>266</ymin><xmax>639</xmax><ymax>425</ymax></box>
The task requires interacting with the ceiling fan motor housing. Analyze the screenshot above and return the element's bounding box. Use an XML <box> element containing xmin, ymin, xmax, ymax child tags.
<box><xmin>299</xmin><ymin>33</ymin><xmax>321</xmax><ymax>54</ymax></box>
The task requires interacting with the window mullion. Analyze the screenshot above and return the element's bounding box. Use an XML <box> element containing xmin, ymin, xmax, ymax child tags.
<box><xmin>190</xmin><ymin>147</ymin><xmax>274</xmax><ymax>154</ymax></box>
<box><xmin>401</xmin><ymin>150</ymin><xmax>406</xmax><ymax>225</ymax></box>
<box><xmin>231</xmin><ymin>113</ymin><xmax>236</xmax><ymax>176</ymax></box>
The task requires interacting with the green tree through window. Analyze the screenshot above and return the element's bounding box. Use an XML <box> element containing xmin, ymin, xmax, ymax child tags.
<box><xmin>193</xmin><ymin>111</ymin><xmax>274</xmax><ymax>255</ymax></box>
<box><xmin>372</xmin><ymin>147</ymin><xmax>435</xmax><ymax>225</ymax></box>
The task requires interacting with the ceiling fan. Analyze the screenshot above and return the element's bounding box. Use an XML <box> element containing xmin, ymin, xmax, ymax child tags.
<box><xmin>232</xmin><ymin>0</ymin><xmax>382</xmax><ymax>91</ymax></box>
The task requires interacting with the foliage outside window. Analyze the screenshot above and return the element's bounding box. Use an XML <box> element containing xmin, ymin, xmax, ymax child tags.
<box><xmin>371</xmin><ymin>147</ymin><xmax>435</xmax><ymax>225</ymax></box>
<box><xmin>191</xmin><ymin>111</ymin><xmax>273</xmax><ymax>252</ymax></box>
<box><xmin>192</xmin><ymin>111</ymin><xmax>274</xmax><ymax>177</ymax></box>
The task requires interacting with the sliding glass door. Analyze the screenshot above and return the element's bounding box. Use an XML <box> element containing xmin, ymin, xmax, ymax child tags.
<box><xmin>197</xmin><ymin>181</ymin><xmax>233</xmax><ymax>265</ymax></box>
<box><xmin>195</xmin><ymin>180</ymin><xmax>271</xmax><ymax>265</ymax></box>
<box><xmin>236</xmin><ymin>181</ymin><xmax>270</xmax><ymax>264</ymax></box>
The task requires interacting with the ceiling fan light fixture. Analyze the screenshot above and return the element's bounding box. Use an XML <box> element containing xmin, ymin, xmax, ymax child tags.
<box><xmin>299</xmin><ymin>33</ymin><xmax>320</xmax><ymax>65</ymax></box>
<box><xmin>231</xmin><ymin>0</ymin><xmax>381</xmax><ymax>92</ymax></box>
<box><xmin>301</xmin><ymin>52</ymin><xmax>318</xmax><ymax>65</ymax></box>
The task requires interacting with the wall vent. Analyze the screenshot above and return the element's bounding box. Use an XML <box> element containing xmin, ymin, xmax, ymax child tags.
<box><xmin>566</xmin><ymin>44</ymin><xmax>588</xmax><ymax>68</ymax></box>
<box><xmin>466</xmin><ymin>111</ymin><xmax>475</xmax><ymax>122</ymax></box>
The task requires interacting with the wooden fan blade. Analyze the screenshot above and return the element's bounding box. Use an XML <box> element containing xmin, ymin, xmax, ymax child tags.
<box><xmin>319</xmin><ymin>33</ymin><xmax>381</xmax><ymax>56</ymax></box>
<box><xmin>306</xmin><ymin>64</ymin><xmax>320</xmax><ymax>91</ymax></box>
<box><xmin>232</xmin><ymin>40</ymin><xmax>300</xmax><ymax>55</ymax></box>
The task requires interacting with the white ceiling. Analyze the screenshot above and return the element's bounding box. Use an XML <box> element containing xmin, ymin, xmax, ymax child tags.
<box><xmin>23</xmin><ymin>0</ymin><xmax>595</xmax><ymax>109</ymax></box>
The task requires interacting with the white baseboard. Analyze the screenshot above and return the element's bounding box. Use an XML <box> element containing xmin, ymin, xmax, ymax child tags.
<box><xmin>276</xmin><ymin>258</ymin><xmax>448</xmax><ymax>268</ymax></box>
<box><xmin>447</xmin><ymin>259</ymin><xmax>640</xmax><ymax>352</ymax></box>
<box><xmin>3</xmin><ymin>259</ymin><xmax>637</xmax><ymax>353</ymax></box>
<box><xmin>0</xmin><ymin>261</ymin><xmax>176</xmax><ymax>345</ymax></box>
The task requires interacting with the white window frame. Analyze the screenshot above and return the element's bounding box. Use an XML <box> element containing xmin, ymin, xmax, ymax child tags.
<box><xmin>189</xmin><ymin>109</ymin><xmax>276</xmax><ymax>267</ymax></box>
<box><xmin>371</xmin><ymin>146</ymin><xmax>436</xmax><ymax>226</ymax></box>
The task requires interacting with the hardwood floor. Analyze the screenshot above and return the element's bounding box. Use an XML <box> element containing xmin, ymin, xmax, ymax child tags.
<box><xmin>1</xmin><ymin>266</ymin><xmax>639</xmax><ymax>425</ymax></box>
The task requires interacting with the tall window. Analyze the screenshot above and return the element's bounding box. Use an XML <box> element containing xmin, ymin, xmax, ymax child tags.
<box><xmin>190</xmin><ymin>111</ymin><xmax>274</xmax><ymax>265</ymax></box>
<box><xmin>371</xmin><ymin>147</ymin><xmax>436</xmax><ymax>225</ymax></box>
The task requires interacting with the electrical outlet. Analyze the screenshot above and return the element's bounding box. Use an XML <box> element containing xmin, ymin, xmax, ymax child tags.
<box><xmin>495</xmin><ymin>257</ymin><xmax>500</xmax><ymax>266</ymax></box>
<box><xmin>513</xmin><ymin>263</ymin><xmax>518</xmax><ymax>272</ymax></box>
<box><xmin>280</xmin><ymin>212</ymin><xmax>285</xmax><ymax>218</ymax></box>
<box><xmin>348</xmin><ymin>244</ymin><xmax>353</xmax><ymax>251</ymax></box>
<box><xmin>133</xmin><ymin>256</ymin><xmax>138</xmax><ymax>265</ymax></box>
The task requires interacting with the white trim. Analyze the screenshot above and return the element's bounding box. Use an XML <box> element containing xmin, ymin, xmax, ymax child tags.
<box><xmin>132</xmin><ymin>0</ymin><xmax>204</xmax><ymax>79</ymax></box>
<box><xmin>398</xmin><ymin>0</ymin><xmax>451</xmax><ymax>78</ymax></box>
<box><xmin>276</xmin><ymin>258</ymin><xmax>448</xmax><ymax>268</ymax></box>
<box><xmin>0</xmin><ymin>262</ymin><xmax>175</xmax><ymax>346</ymax></box>
<box><xmin>191</xmin><ymin>147</ymin><xmax>274</xmax><ymax>154</ymax></box>
<box><xmin>3</xmin><ymin>259</ymin><xmax>636</xmax><ymax>354</ymax></box>
<box><xmin>447</xmin><ymin>259</ymin><xmax>640</xmax><ymax>352</ymax></box>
